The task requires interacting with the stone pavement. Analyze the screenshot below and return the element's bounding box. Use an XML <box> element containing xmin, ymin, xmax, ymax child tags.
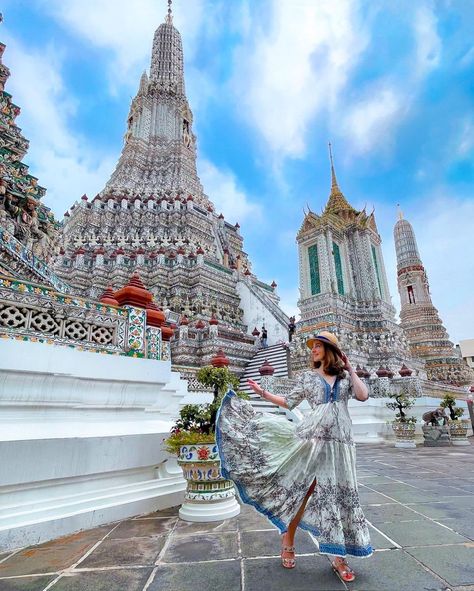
<box><xmin>1</xmin><ymin>443</ymin><xmax>473</xmax><ymax>591</ymax></box>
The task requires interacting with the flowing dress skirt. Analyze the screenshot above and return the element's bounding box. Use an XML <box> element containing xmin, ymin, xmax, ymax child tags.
<box><xmin>216</xmin><ymin>390</ymin><xmax>373</xmax><ymax>558</ymax></box>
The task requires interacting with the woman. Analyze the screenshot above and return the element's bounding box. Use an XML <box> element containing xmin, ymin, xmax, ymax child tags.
<box><xmin>215</xmin><ymin>331</ymin><xmax>372</xmax><ymax>582</ymax></box>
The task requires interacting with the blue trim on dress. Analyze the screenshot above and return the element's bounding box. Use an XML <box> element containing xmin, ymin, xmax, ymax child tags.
<box><xmin>215</xmin><ymin>389</ymin><xmax>374</xmax><ymax>558</ymax></box>
<box><xmin>320</xmin><ymin>542</ymin><xmax>374</xmax><ymax>558</ymax></box>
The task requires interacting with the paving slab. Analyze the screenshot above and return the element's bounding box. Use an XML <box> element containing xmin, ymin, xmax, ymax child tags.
<box><xmin>108</xmin><ymin>517</ymin><xmax>175</xmax><ymax>539</ymax></box>
<box><xmin>163</xmin><ymin>532</ymin><xmax>239</xmax><ymax>563</ymax></box>
<box><xmin>363</xmin><ymin>503</ymin><xmax>421</xmax><ymax>524</ymax></box>
<box><xmin>50</xmin><ymin>567</ymin><xmax>153</xmax><ymax>591</ymax></box>
<box><xmin>174</xmin><ymin>517</ymin><xmax>238</xmax><ymax>536</ymax></box>
<box><xmin>0</xmin><ymin>575</ymin><xmax>56</xmax><ymax>590</ymax></box>
<box><xmin>240</xmin><ymin>529</ymin><xmax>316</xmax><ymax>558</ymax></box>
<box><xmin>436</xmin><ymin>518</ymin><xmax>474</xmax><ymax>541</ymax></box>
<box><xmin>134</xmin><ymin>506</ymin><xmax>179</xmax><ymax>518</ymax></box>
<box><xmin>147</xmin><ymin>560</ymin><xmax>241</xmax><ymax>591</ymax></box>
<box><xmin>237</xmin><ymin>507</ymin><xmax>275</xmax><ymax>531</ymax></box>
<box><xmin>406</xmin><ymin>544</ymin><xmax>474</xmax><ymax>587</ymax></box>
<box><xmin>79</xmin><ymin>535</ymin><xmax>166</xmax><ymax>568</ymax></box>
<box><xmin>366</xmin><ymin>525</ymin><xmax>399</xmax><ymax>550</ymax></box>
<box><xmin>375</xmin><ymin>519</ymin><xmax>469</xmax><ymax>547</ymax></box>
<box><xmin>373</xmin><ymin>489</ymin><xmax>448</xmax><ymax>504</ymax></box>
<box><xmin>358</xmin><ymin>491</ymin><xmax>395</xmax><ymax>505</ymax></box>
<box><xmin>404</xmin><ymin>502</ymin><xmax>472</xmax><ymax>521</ymax></box>
<box><xmin>349</xmin><ymin>549</ymin><xmax>448</xmax><ymax>591</ymax></box>
<box><xmin>244</xmin><ymin>555</ymin><xmax>345</xmax><ymax>591</ymax></box>
<box><xmin>0</xmin><ymin>526</ymin><xmax>113</xmax><ymax>577</ymax></box>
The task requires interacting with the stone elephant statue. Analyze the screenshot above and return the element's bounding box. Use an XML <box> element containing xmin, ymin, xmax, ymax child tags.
<box><xmin>422</xmin><ymin>408</ymin><xmax>448</xmax><ymax>426</ymax></box>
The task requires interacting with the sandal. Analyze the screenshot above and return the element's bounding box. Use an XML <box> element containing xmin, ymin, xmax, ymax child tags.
<box><xmin>280</xmin><ymin>534</ymin><xmax>296</xmax><ymax>569</ymax></box>
<box><xmin>332</xmin><ymin>558</ymin><xmax>355</xmax><ymax>582</ymax></box>
<box><xmin>281</xmin><ymin>544</ymin><xmax>296</xmax><ymax>569</ymax></box>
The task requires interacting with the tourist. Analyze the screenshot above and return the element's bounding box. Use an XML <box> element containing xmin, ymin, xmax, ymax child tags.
<box><xmin>260</xmin><ymin>326</ymin><xmax>268</xmax><ymax>348</ymax></box>
<box><xmin>216</xmin><ymin>331</ymin><xmax>372</xmax><ymax>582</ymax></box>
<box><xmin>288</xmin><ymin>316</ymin><xmax>296</xmax><ymax>341</ymax></box>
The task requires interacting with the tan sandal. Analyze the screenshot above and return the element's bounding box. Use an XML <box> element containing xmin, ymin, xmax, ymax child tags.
<box><xmin>332</xmin><ymin>558</ymin><xmax>355</xmax><ymax>582</ymax></box>
<box><xmin>281</xmin><ymin>544</ymin><xmax>296</xmax><ymax>569</ymax></box>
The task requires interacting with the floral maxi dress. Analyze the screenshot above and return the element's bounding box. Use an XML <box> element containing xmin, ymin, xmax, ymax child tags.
<box><xmin>215</xmin><ymin>370</ymin><xmax>373</xmax><ymax>558</ymax></box>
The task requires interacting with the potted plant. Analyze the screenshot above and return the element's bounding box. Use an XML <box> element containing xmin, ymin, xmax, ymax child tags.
<box><xmin>164</xmin><ymin>353</ymin><xmax>246</xmax><ymax>522</ymax></box>
<box><xmin>386</xmin><ymin>391</ymin><xmax>417</xmax><ymax>448</ymax></box>
<box><xmin>440</xmin><ymin>394</ymin><xmax>470</xmax><ymax>446</ymax></box>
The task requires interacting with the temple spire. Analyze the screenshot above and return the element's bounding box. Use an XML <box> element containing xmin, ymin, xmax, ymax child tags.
<box><xmin>328</xmin><ymin>142</ymin><xmax>339</xmax><ymax>192</ymax></box>
<box><xmin>323</xmin><ymin>143</ymin><xmax>355</xmax><ymax>216</ymax></box>
<box><xmin>166</xmin><ymin>0</ymin><xmax>173</xmax><ymax>24</ymax></box>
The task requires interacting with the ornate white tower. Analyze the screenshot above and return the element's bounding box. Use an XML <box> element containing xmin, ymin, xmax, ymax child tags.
<box><xmin>294</xmin><ymin>146</ymin><xmax>413</xmax><ymax>372</ymax></box>
<box><xmin>394</xmin><ymin>212</ymin><xmax>473</xmax><ymax>385</ymax></box>
<box><xmin>104</xmin><ymin>2</ymin><xmax>206</xmax><ymax>202</ymax></box>
<box><xmin>55</xmin><ymin>2</ymin><xmax>289</xmax><ymax>372</ymax></box>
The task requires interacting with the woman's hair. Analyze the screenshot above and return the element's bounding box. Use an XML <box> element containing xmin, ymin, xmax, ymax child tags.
<box><xmin>310</xmin><ymin>343</ymin><xmax>345</xmax><ymax>377</ymax></box>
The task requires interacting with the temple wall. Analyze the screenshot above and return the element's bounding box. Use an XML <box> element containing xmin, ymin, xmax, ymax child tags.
<box><xmin>236</xmin><ymin>280</ymin><xmax>289</xmax><ymax>345</ymax></box>
<box><xmin>0</xmin><ymin>339</ymin><xmax>188</xmax><ymax>552</ymax></box>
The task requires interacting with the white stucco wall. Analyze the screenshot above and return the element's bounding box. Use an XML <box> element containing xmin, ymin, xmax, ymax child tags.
<box><xmin>0</xmin><ymin>339</ymin><xmax>188</xmax><ymax>551</ymax></box>
<box><xmin>236</xmin><ymin>280</ymin><xmax>289</xmax><ymax>345</ymax></box>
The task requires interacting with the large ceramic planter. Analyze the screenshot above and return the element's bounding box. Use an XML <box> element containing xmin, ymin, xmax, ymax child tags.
<box><xmin>449</xmin><ymin>420</ymin><xmax>470</xmax><ymax>446</ymax></box>
<box><xmin>392</xmin><ymin>422</ymin><xmax>416</xmax><ymax>448</ymax></box>
<box><xmin>177</xmin><ymin>442</ymin><xmax>240</xmax><ymax>522</ymax></box>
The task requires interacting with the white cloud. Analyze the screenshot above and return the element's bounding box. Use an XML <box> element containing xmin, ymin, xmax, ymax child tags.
<box><xmin>340</xmin><ymin>2</ymin><xmax>441</xmax><ymax>156</ymax></box>
<box><xmin>43</xmin><ymin>0</ymin><xmax>208</xmax><ymax>93</ymax></box>
<box><xmin>198</xmin><ymin>160</ymin><xmax>262</xmax><ymax>224</ymax></box>
<box><xmin>457</xmin><ymin>118</ymin><xmax>474</xmax><ymax>157</ymax></box>
<box><xmin>341</xmin><ymin>85</ymin><xmax>406</xmax><ymax>155</ymax></box>
<box><xmin>4</xmin><ymin>35</ymin><xmax>115</xmax><ymax>215</ymax></box>
<box><xmin>231</xmin><ymin>0</ymin><xmax>370</xmax><ymax>159</ymax></box>
<box><xmin>459</xmin><ymin>45</ymin><xmax>474</xmax><ymax>68</ymax></box>
<box><xmin>414</xmin><ymin>4</ymin><xmax>441</xmax><ymax>76</ymax></box>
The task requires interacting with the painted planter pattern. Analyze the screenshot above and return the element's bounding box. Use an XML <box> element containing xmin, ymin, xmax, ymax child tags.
<box><xmin>178</xmin><ymin>443</ymin><xmax>236</xmax><ymax>502</ymax></box>
<box><xmin>449</xmin><ymin>420</ymin><xmax>470</xmax><ymax>445</ymax></box>
<box><xmin>392</xmin><ymin>422</ymin><xmax>416</xmax><ymax>444</ymax></box>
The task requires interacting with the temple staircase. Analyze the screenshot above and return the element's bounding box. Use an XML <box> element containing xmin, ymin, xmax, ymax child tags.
<box><xmin>0</xmin><ymin>226</ymin><xmax>72</xmax><ymax>293</ymax></box>
<box><xmin>239</xmin><ymin>343</ymin><xmax>290</xmax><ymax>416</ymax></box>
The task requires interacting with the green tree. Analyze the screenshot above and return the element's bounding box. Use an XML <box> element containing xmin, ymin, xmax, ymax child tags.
<box><xmin>440</xmin><ymin>394</ymin><xmax>464</xmax><ymax>421</ymax></box>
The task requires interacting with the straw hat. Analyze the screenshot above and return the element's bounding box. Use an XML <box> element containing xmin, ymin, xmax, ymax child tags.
<box><xmin>306</xmin><ymin>331</ymin><xmax>343</xmax><ymax>357</ymax></box>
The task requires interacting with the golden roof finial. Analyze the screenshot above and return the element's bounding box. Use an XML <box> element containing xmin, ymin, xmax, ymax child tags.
<box><xmin>322</xmin><ymin>142</ymin><xmax>357</xmax><ymax>219</ymax></box>
<box><xmin>166</xmin><ymin>0</ymin><xmax>173</xmax><ymax>24</ymax></box>
<box><xmin>328</xmin><ymin>141</ymin><xmax>339</xmax><ymax>191</ymax></box>
<box><xmin>397</xmin><ymin>203</ymin><xmax>403</xmax><ymax>220</ymax></box>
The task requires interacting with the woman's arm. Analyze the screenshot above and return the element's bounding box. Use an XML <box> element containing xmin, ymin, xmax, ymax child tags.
<box><xmin>340</xmin><ymin>354</ymin><xmax>369</xmax><ymax>402</ymax></box>
<box><xmin>247</xmin><ymin>379</ymin><xmax>288</xmax><ymax>409</ymax></box>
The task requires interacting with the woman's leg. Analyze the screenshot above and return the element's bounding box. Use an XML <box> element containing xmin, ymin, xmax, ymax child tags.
<box><xmin>281</xmin><ymin>479</ymin><xmax>317</xmax><ymax>562</ymax></box>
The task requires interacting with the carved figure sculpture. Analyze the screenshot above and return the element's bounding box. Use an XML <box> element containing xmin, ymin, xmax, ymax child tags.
<box><xmin>422</xmin><ymin>408</ymin><xmax>448</xmax><ymax>426</ymax></box>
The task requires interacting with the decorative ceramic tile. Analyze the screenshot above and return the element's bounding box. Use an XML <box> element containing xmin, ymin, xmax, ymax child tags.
<box><xmin>146</xmin><ymin>326</ymin><xmax>162</xmax><ymax>360</ymax></box>
<box><xmin>124</xmin><ymin>305</ymin><xmax>146</xmax><ymax>354</ymax></box>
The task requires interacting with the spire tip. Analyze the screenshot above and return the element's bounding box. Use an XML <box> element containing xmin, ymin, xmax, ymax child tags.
<box><xmin>328</xmin><ymin>141</ymin><xmax>338</xmax><ymax>190</ymax></box>
<box><xmin>166</xmin><ymin>0</ymin><xmax>173</xmax><ymax>24</ymax></box>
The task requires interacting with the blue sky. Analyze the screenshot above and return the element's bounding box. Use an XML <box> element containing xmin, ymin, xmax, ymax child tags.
<box><xmin>2</xmin><ymin>0</ymin><xmax>474</xmax><ymax>343</ymax></box>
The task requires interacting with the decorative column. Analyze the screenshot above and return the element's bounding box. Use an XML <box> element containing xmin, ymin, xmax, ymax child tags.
<box><xmin>145</xmin><ymin>300</ymin><xmax>165</xmax><ymax>360</ymax></box>
<box><xmin>259</xmin><ymin>359</ymin><xmax>275</xmax><ymax>393</ymax></box>
<box><xmin>114</xmin><ymin>272</ymin><xmax>151</xmax><ymax>357</ymax></box>
<box><xmin>209</xmin><ymin>315</ymin><xmax>219</xmax><ymax>338</ymax></box>
<box><xmin>252</xmin><ymin>326</ymin><xmax>260</xmax><ymax>347</ymax></box>
<box><xmin>179</xmin><ymin>315</ymin><xmax>189</xmax><ymax>339</ymax></box>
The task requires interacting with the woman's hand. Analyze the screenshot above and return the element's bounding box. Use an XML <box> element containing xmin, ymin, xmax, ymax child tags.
<box><xmin>247</xmin><ymin>379</ymin><xmax>265</xmax><ymax>398</ymax></box>
<box><xmin>340</xmin><ymin>352</ymin><xmax>352</xmax><ymax>372</ymax></box>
